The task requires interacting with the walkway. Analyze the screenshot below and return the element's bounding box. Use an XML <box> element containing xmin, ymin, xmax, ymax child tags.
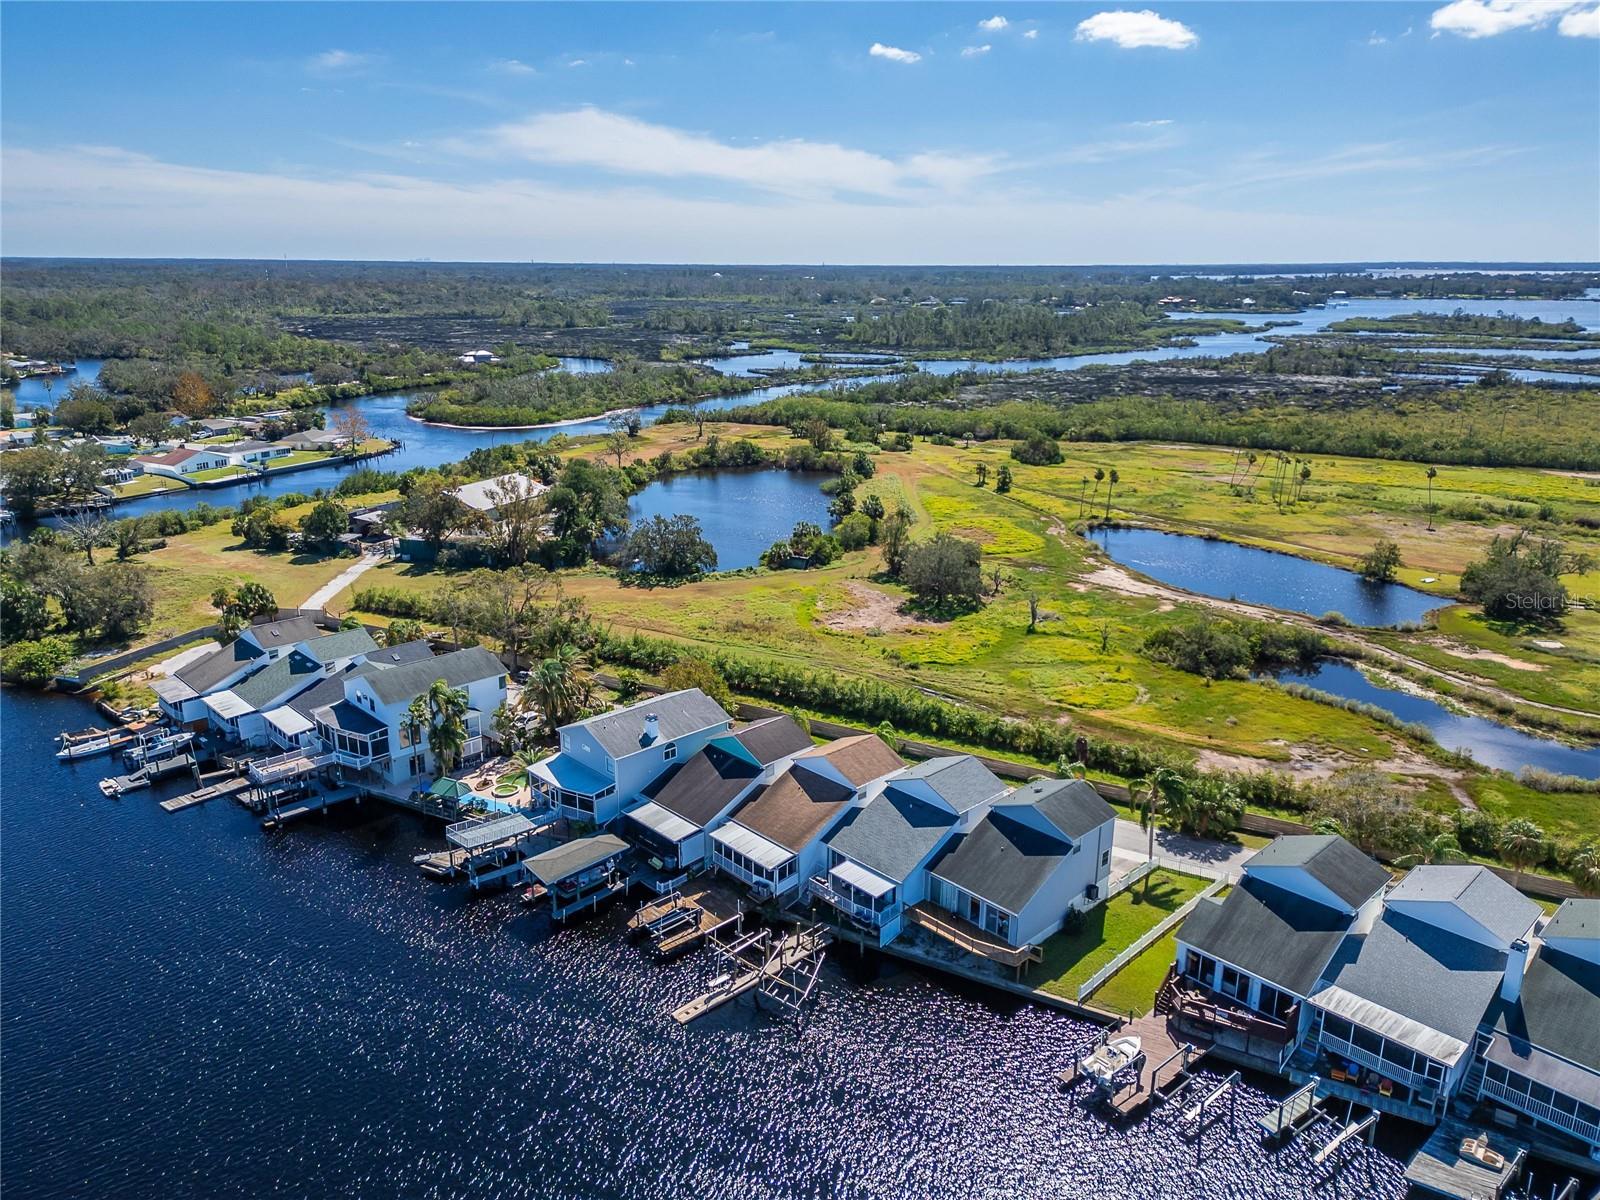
<box><xmin>301</xmin><ymin>552</ymin><xmax>381</xmax><ymax>612</ymax></box>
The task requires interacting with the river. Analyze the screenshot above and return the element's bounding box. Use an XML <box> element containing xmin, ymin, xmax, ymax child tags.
<box><xmin>0</xmin><ymin>686</ymin><xmax>1431</xmax><ymax>1200</ymax></box>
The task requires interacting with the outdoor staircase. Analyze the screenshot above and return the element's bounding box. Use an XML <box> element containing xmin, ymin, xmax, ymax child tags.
<box><xmin>1154</xmin><ymin>968</ymin><xmax>1181</xmax><ymax>1016</ymax></box>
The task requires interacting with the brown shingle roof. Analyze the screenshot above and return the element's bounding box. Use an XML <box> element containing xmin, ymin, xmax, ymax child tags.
<box><xmin>792</xmin><ymin>734</ymin><xmax>902</xmax><ymax>787</ymax></box>
<box><xmin>729</xmin><ymin>765</ymin><xmax>854</xmax><ymax>852</ymax></box>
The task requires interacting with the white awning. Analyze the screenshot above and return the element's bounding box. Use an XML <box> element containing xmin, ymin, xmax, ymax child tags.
<box><xmin>831</xmin><ymin>859</ymin><xmax>896</xmax><ymax>899</ymax></box>
<box><xmin>626</xmin><ymin>801</ymin><xmax>698</xmax><ymax>844</ymax></box>
<box><xmin>151</xmin><ymin>676</ymin><xmax>198</xmax><ymax>704</ymax></box>
<box><xmin>1308</xmin><ymin>985</ymin><xmax>1470</xmax><ymax>1067</ymax></box>
<box><xmin>711</xmin><ymin>823</ymin><xmax>791</xmax><ymax>871</ymax></box>
<box><xmin>204</xmin><ymin>690</ymin><xmax>253</xmax><ymax>721</ymax></box>
<box><xmin>262</xmin><ymin>706</ymin><xmax>314</xmax><ymax>738</ymax></box>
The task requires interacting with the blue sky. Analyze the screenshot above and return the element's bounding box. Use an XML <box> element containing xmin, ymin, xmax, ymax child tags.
<box><xmin>2</xmin><ymin>2</ymin><xmax>1596</xmax><ymax>263</ymax></box>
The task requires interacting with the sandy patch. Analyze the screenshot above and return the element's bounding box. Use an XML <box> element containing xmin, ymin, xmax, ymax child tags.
<box><xmin>1427</xmin><ymin>639</ymin><xmax>1545</xmax><ymax>672</ymax></box>
<box><xmin>1531</xmin><ymin>639</ymin><xmax>1566</xmax><ymax>651</ymax></box>
<box><xmin>818</xmin><ymin>580</ymin><xmax>932</xmax><ymax>634</ymax></box>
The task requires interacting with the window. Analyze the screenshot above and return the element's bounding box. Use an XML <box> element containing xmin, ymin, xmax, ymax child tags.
<box><xmin>664</xmin><ymin>742</ymin><xmax>677</xmax><ymax>762</ymax></box>
<box><xmin>497</xmin><ymin>675</ymin><xmax>507</xmax><ymax>689</ymax></box>
<box><xmin>1100</xmin><ymin>849</ymin><xmax>1110</xmax><ymax>867</ymax></box>
<box><xmin>1219</xmin><ymin>965</ymin><xmax>1248</xmax><ymax>1002</ymax></box>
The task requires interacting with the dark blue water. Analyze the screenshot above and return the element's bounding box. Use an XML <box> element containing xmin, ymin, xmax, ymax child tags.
<box><xmin>1267</xmin><ymin>660</ymin><xmax>1600</xmax><ymax>779</ymax></box>
<box><xmin>1089</xmin><ymin>528</ymin><xmax>1443</xmax><ymax>628</ymax></box>
<box><xmin>0</xmin><ymin>687</ymin><xmax>1421</xmax><ymax>1200</ymax></box>
<box><xmin>624</xmin><ymin>469</ymin><xmax>833</xmax><ymax>571</ymax></box>
<box><xmin>3</xmin><ymin>358</ymin><xmax>105</xmax><ymax>408</ymax></box>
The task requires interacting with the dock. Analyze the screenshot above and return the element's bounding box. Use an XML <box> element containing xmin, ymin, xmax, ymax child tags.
<box><xmin>1058</xmin><ymin>1014</ymin><xmax>1212</xmax><ymax>1119</ymax></box>
<box><xmin>1403</xmin><ymin>1117</ymin><xmax>1527</xmax><ymax>1200</ymax></box>
<box><xmin>261</xmin><ymin>785</ymin><xmax>361</xmax><ymax>829</ymax></box>
<box><xmin>100</xmin><ymin>752</ymin><xmax>196</xmax><ymax>797</ymax></box>
<box><xmin>160</xmin><ymin>773</ymin><xmax>249</xmax><ymax>813</ymax></box>
<box><xmin>671</xmin><ymin>924</ymin><xmax>830</xmax><ymax>1025</ymax></box>
<box><xmin>628</xmin><ymin>883</ymin><xmax>744</xmax><ymax>958</ymax></box>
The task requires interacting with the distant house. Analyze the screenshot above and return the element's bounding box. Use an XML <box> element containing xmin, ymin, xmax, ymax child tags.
<box><xmin>278</xmin><ymin>428</ymin><xmax>347</xmax><ymax>451</ymax></box>
<box><xmin>131</xmin><ymin>446</ymin><xmax>232</xmax><ymax>479</ymax></box>
<box><xmin>619</xmin><ymin>715</ymin><xmax>813</xmax><ymax>871</ymax></box>
<box><xmin>455</xmin><ymin>349</ymin><xmax>499</xmax><ymax>366</ymax></box>
<box><xmin>816</xmin><ymin>755</ymin><xmax>1008</xmax><ymax>945</ymax></box>
<box><xmin>448</xmin><ymin>472</ymin><xmax>548</xmax><ymax>521</ymax></box>
<box><xmin>528</xmin><ymin>689</ymin><xmax>734</xmax><ymax>825</ymax></box>
<box><xmin>100</xmin><ymin>464</ymin><xmax>138</xmax><ymax>485</ymax></box>
<box><xmin>925</xmin><ymin>777</ymin><xmax>1117</xmax><ymax>950</ymax></box>
<box><xmin>709</xmin><ymin>734</ymin><xmax>905</xmax><ymax>903</ymax></box>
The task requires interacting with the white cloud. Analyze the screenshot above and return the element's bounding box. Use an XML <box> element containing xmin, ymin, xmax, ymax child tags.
<box><xmin>463</xmin><ymin>107</ymin><xmax>1001</xmax><ymax>198</ymax></box>
<box><xmin>567</xmin><ymin>58</ymin><xmax>588</xmax><ymax>67</ymax></box>
<box><xmin>1023</xmin><ymin>28</ymin><xmax>1039</xmax><ymax>39</ymax></box>
<box><xmin>961</xmin><ymin>44</ymin><xmax>993</xmax><ymax>57</ymax></box>
<box><xmin>1131</xmin><ymin>118</ymin><xmax>1173</xmax><ymax>127</ymax></box>
<box><xmin>978</xmin><ymin>15</ymin><xmax>1009</xmax><ymax>31</ymax></box>
<box><xmin>308</xmin><ymin>49</ymin><xmax>373</xmax><ymax>73</ymax></box>
<box><xmin>1559</xmin><ymin>5</ymin><xmax>1600</xmax><ymax>35</ymax></box>
<box><xmin>869</xmin><ymin>42</ymin><xmax>922</xmax><ymax>63</ymax></box>
<box><xmin>1074</xmin><ymin>10</ymin><xmax>1198</xmax><ymax>49</ymax></box>
<box><xmin>1368</xmin><ymin>32</ymin><xmax>1389</xmax><ymax>44</ymax></box>
<box><xmin>489</xmin><ymin>58</ymin><xmax>536</xmax><ymax>75</ymax></box>
<box><xmin>1430</xmin><ymin>0</ymin><xmax>1590</xmax><ymax>37</ymax></box>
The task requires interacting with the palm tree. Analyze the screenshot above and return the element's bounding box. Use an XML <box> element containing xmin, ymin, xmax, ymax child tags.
<box><xmin>1186</xmin><ymin>779</ymin><xmax>1243</xmax><ymax>840</ymax></box>
<box><xmin>1425</xmin><ymin>466</ymin><xmax>1438</xmax><ymax>531</ymax></box>
<box><xmin>424</xmin><ymin>679</ymin><xmax>470</xmax><ymax>775</ymax></box>
<box><xmin>1133</xmin><ymin>767</ymin><xmax>1189</xmax><ymax>898</ymax></box>
<box><xmin>1055</xmin><ymin>755</ymin><xmax>1088</xmax><ymax>780</ymax></box>
<box><xmin>1103</xmin><ymin>468</ymin><xmax>1119</xmax><ymax>520</ymax></box>
<box><xmin>403</xmin><ymin>696</ymin><xmax>429</xmax><ymax>777</ymax></box>
<box><xmin>1568</xmin><ymin>841</ymin><xmax>1600</xmax><ymax>896</ymax></box>
<box><xmin>526</xmin><ymin>644</ymin><xmax>594</xmax><ymax>736</ymax></box>
<box><xmin>1395</xmin><ymin>829</ymin><xmax>1467</xmax><ymax>870</ymax></box>
<box><xmin>1078</xmin><ymin>476</ymin><xmax>1089</xmax><ymax>518</ymax></box>
<box><xmin>1089</xmin><ymin>467</ymin><xmax>1104</xmax><ymax>516</ymax></box>
<box><xmin>1499</xmin><ymin>818</ymin><xmax>1546</xmax><ymax>889</ymax></box>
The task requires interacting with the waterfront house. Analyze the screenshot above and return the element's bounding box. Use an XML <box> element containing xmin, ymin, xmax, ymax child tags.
<box><xmin>1470</xmin><ymin>899</ymin><xmax>1600</xmax><ymax>1162</ymax></box>
<box><xmin>278</xmin><ymin>428</ymin><xmax>346</xmax><ymax>451</ymax></box>
<box><xmin>131</xmin><ymin>445</ymin><xmax>232</xmax><ymax>479</ymax></box>
<box><xmin>261</xmin><ymin>640</ymin><xmax>437</xmax><ymax>751</ymax></box>
<box><xmin>202</xmin><ymin>628</ymin><xmax>378</xmax><ymax>746</ymax></box>
<box><xmin>456</xmin><ymin>349</ymin><xmax>500</xmax><ymax>366</ymax></box>
<box><xmin>813</xmin><ymin>754</ymin><xmax>1008</xmax><ymax>945</ymax></box>
<box><xmin>214</xmin><ymin>439</ymin><xmax>292</xmax><ymax>468</ymax></box>
<box><xmin>923</xmin><ymin>777</ymin><xmax>1117</xmax><ymax>951</ymax></box>
<box><xmin>529</xmin><ymin>689</ymin><xmax>734</xmax><ymax>825</ymax></box>
<box><xmin>619</xmin><ymin>715</ymin><xmax>813</xmax><ymax>871</ymax></box>
<box><xmin>448</xmin><ymin>472</ymin><xmax>548</xmax><ymax>521</ymax></box>
<box><xmin>1172</xmin><ymin>834</ymin><xmax>1392</xmax><ymax>1067</ymax></box>
<box><xmin>152</xmin><ymin>615</ymin><xmax>327</xmax><ymax>727</ymax></box>
<box><xmin>315</xmin><ymin>644</ymin><xmax>508</xmax><ymax>792</ymax></box>
<box><xmin>710</xmin><ymin>734</ymin><xmax>904</xmax><ymax>901</ymax></box>
<box><xmin>1294</xmin><ymin>865</ymin><xmax>1541</xmax><ymax>1125</ymax></box>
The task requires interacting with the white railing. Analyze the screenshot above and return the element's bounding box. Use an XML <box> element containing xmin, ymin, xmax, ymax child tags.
<box><xmin>1313</xmin><ymin>1029</ymin><xmax>1443</xmax><ymax>1102</ymax></box>
<box><xmin>808</xmin><ymin>875</ymin><xmax>893</xmax><ymax>926</ymax></box>
<box><xmin>248</xmin><ymin>749</ymin><xmax>333</xmax><ymax>783</ymax></box>
<box><xmin>1479</xmin><ymin>1074</ymin><xmax>1600</xmax><ymax>1146</ymax></box>
<box><xmin>1077</xmin><ymin>875</ymin><xmax>1228</xmax><ymax>1003</ymax></box>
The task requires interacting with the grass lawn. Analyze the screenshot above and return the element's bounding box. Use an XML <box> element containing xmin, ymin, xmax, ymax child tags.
<box><xmin>264</xmin><ymin>449</ymin><xmax>337</xmax><ymax>469</ymax></box>
<box><xmin>1089</xmin><ymin>885</ymin><xmax>1233</xmax><ymax>1018</ymax></box>
<box><xmin>1034</xmin><ymin>869</ymin><xmax>1211</xmax><ymax>1003</ymax></box>
<box><xmin>186</xmin><ymin>465</ymin><xmax>253</xmax><ymax>484</ymax></box>
<box><xmin>112</xmin><ymin>473</ymin><xmax>189</xmax><ymax>497</ymax></box>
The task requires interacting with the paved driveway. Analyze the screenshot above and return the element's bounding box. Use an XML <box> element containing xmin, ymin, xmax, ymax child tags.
<box><xmin>1110</xmin><ymin>817</ymin><xmax>1255</xmax><ymax>883</ymax></box>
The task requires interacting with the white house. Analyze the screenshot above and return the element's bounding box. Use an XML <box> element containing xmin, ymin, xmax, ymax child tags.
<box><xmin>709</xmin><ymin>734</ymin><xmax>905</xmax><ymax>901</ymax></box>
<box><xmin>619</xmin><ymin>715</ymin><xmax>813</xmax><ymax>871</ymax></box>
<box><xmin>315</xmin><ymin>644</ymin><xmax>508</xmax><ymax>791</ymax></box>
<box><xmin>201</xmin><ymin>627</ymin><xmax>378</xmax><ymax>747</ymax></box>
<box><xmin>529</xmin><ymin>689</ymin><xmax>733</xmax><ymax>825</ymax></box>
<box><xmin>260</xmin><ymin>640</ymin><xmax>438</xmax><ymax>752</ymax></box>
<box><xmin>456</xmin><ymin>349</ymin><xmax>499</xmax><ymax>366</ymax></box>
<box><xmin>925</xmin><ymin>777</ymin><xmax>1117</xmax><ymax>951</ymax></box>
<box><xmin>152</xmin><ymin>616</ymin><xmax>327</xmax><ymax>727</ymax></box>
<box><xmin>212</xmin><ymin>439</ymin><xmax>292</xmax><ymax>468</ymax></box>
<box><xmin>448</xmin><ymin>472</ymin><xmax>548</xmax><ymax>521</ymax></box>
<box><xmin>814</xmin><ymin>755</ymin><xmax>1008</xmax><ymax>945</ymax></box>
<box><xmin>131</xmin><ymin>446</ymin><xmax>232</xmax><ymax>479</ymax></box>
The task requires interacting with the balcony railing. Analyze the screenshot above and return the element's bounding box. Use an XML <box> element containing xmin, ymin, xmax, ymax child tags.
<box><xmin>808</xmin><ymin>875</ymin><xmax>895</xmax><ymax>926</ymax></box>
<box><xmin>1479</xmin><ymin>1074</ymin><xmax>1600</xmax><ymax>1146</ymax></box>
<box><xmin>1312</xmin><ymin>1029</ymin><xmax>1443</xmax><ymax>1104</ymax></box>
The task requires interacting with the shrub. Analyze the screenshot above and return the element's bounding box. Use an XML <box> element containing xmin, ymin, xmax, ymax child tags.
<box><xmin>1011</xmin><ymin>434</ymin><xmax>1063</xmax><ymax>466</ymax></box>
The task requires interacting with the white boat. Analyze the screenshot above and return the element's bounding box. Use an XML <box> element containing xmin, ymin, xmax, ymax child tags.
<box><xmin>124</xmin><ymin>730</ymin><xmax>192</xmax><ymax>765</ymax></box>
<box><xmin>56</xmin><ymin>728</ymin><xmax>131</xmax><ymax>760</ymax></box>
<box><xmin>1078</xmin><ymin>1035</ymin><xmax>1144</xmax><ymax>1089</ymax></box>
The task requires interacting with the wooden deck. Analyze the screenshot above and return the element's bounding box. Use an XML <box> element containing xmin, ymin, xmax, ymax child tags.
<box><xmin>905</xmin><ymin>903</ymin><xmax>1042</xmax><ymax>971</ymax></box>
<box><xmin>1257</xmin><ymin>1080</ymin><xmax>1326</xmax><ymax>1141</ymax></box>
<box><xmin>671</xmin><ymin>927</ymin><xmax>830</xmax><ymax>1025</ymax></box>
<box><xmin>1058</xmin><ymin>1013</ymin><xmax>1211</xmax><ymax>1118</ymax></box>
<box><xmin>160</xmin><ymin>775</ymin><xmax>248</xmax><ymax>812</ymax></box>
<box><xmin>628</xmin><ymin>883</ymin><xmax>744</xmax><ymax>957</ymax></box>
<box><xmin>1404</xmin><ymin>1118</ymin><xmax>1526</xmax><ymax>1200</ymax></box>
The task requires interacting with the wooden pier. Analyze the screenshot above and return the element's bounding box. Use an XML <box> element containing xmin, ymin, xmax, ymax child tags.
<box><xmin>671</xmin><ymin>925</ymin><xmax>830</xmax><ymax>1025</ymax></box>
<box><xmin>628</xmin><ymin>883</ymin><xmax>744</xmax><ymax>958</ymax></box>
<box><xmin>261</xmin><ymin>785</ymin><xmax>360</xmax><ymax>829</ymax></box>
<box><xmin>1403</xmin><ymin>1118</ymin><xmax>1527</xmax><ymax>1200</ymax></box>
<box><xmin>1058</xmin><ymin>1014</ymin><xmax>1212</xmax><ymax>1119</ymax></box>
<box><xmin>161</xmin><ymin>773</ymin><xmax>250</xmax><ymax>812</ymax></box>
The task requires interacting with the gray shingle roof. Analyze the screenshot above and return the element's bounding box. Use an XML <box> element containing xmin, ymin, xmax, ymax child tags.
<box><xmin>1178</xmin><ymin>876</ymin><xmax>1356</xmax><ymax>998</ymax></box>
<box><xmin>359</xmin><ymin>645</ymin><xmax>505</xmax><ymax>707</ymax></box>
<box><xmin>1320</xmin><ymin>911</ymin><xmax>1509</xmax><ymax>1046</ymax></box>
<box><xmin>1246</xmin><ymin>834</ymin><xmax>1391</xmax><ymax>910</ymax></box>
<box><xmin>571</xmin><ymin>689</ymin><xmax>731</xmax><ymax>759</ymax></box>
<box><xmin>929</xmin><ymin>812</ymin><xmax>1072</xmax><ymax>915</ymax></box>
<box><xmin>888</xmin><ymin>755</ymin><xmax>1007</xmax><ymax>814</ymax></box>
<box><xmin>287</xmin><ymin>646</ymin><xmax>431</xmax><ymax>721</ymax></box>
<box><xmin>826</xmin><ymin>785</ymin><xmax>957</xmax><ymax>882</ymax></box>
<box><xmin>641</xmin><ymin>745</ymin><xmax>758</xmax><ymax>826</ymax></box>
<box><xmin>1013</xmin><ymin>777</ymin><xmax>1116</xmax><ymax>842</ymax></box>
<box><xmin>1388</xmin><ymin>865</ymin><xmax>1541</xmax><ymax>946</ymax></box>
<box><xmin>524</xmin><ymin>833</ymin><xmax>629</xmax><ymax>886</ymax></box>
<box><xmin>244</xmin><ymin>615</ymin><xmax>322</xmax><ymax>648</ymax></box>
<box><xmin>731</xmin><ymin>715</ymin><xmax>813</xmax><ymax>765</ymax></box>
<box><xmin>231</xmin><ymin>649</ymin><xmax>328</xmax><ymax>710</ymax></box>
<box><xmin>174</xmin><ymin>637</ymin><xmax>264</xmax><ymax>693</ymax></box>
<box><xmin>1490</xmin><ymin>948</ymin><xmax>1600</xmax><ymax>1075</ymax></box>
<box><xmin>312</xmin><ymin>698</ymin><xmax>387</xmax><ymax>736</ymax></box>
<box><xmin>299</xmin><ymin>627</ymin><xmax>377</xmax><ymax>665</ymax></box>
<box><xmin>1542</xmin><ymin>898</ymin><xmax>1600</xmax><ymax>944</ymax></box>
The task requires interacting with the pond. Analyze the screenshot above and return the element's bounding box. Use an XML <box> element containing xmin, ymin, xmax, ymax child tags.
<box><xmin>624</xmin><ymin>468</ymin><xmax>833</xmax><ymax>571</ymax></box>
<box><xmin>1088</xmin><ymin>528</ymin><xmax>1443</xmax><ymax>628</ymax></box>
<box><xmin>1265</xmin><ymin>659</ymin><xmax>1600</xmax><ymax>779</ymax></box>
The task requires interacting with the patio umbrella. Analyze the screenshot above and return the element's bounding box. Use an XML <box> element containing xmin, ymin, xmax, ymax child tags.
<box><xmin>428</xmin><ymin>777</ymin><xmax>476</xmax><ymax>800</ymax></box>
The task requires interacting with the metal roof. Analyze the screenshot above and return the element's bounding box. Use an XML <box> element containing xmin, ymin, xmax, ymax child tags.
<box><xmin>624</xmin><ymin>801</ymin><xmax>699</xmax><ymax>845</ymax></box>
<box><xmin>1309</xmin><ymin>984</ymin><xmax>1473</xmax><ymax>1067</ymax></box>
<box><xmin>529</xmin><ymin>752</ymin><xmax>611</xmax><ymax>797</ymax></box>
<box><xmin>262</xmin><ymin>706</ymin><xmax>315</xmax><ymax>737</ymax></box>
<box><xmin>523</xmin><ymin>834</ymin><xmax>628</xmax><ymax>886</ymax></box>
<box><xmin>831</xmin><ymin>859</ymin><xmax>896</xmax><ymax>899</ymax></box>
<box><xmin>447</xmin><ymin>813</ymin><xmax>536</xmax><ymax>852</ymax></box>
<box><xmin>203</xmin><ymin>690</ymin><xmax>253</xmax><ymax>720</ymax></box>
<box><xmin>711</xmin><ymin>822</ymin><xmax>792</xmax><ymax>871</ymax></box>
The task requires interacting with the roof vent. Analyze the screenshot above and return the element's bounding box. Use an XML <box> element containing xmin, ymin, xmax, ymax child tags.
<box><xmin>641</xmin><ymin>713</ymin><xmax>660</xmax><ymax>747</ymax></box>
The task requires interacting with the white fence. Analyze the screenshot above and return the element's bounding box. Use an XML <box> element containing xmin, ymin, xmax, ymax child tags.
<box><xmin>1076</xmin><ymin>874</ymin><xmax>1231</xmax><ymax>1004</ymax></box>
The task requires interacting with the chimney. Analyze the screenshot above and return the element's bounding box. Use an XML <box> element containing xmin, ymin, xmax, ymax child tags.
<box><xmin>641</xmin><ymin>713</ymin><xmax>660</xmax><ymax>746</ymax></box>
<box><xmin>1500</xmin><ymin>938</ymin><xmax>1529</xmax><ymax>1005</ymax></box>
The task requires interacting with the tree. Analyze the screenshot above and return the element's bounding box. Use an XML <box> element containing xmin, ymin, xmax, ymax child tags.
<box><xmin>545</xmin><ymin>458</ymin><xmax>629</xmax><ymax>562</ymax></box>
<box><xmin>53</xmin><ymin>391</ymin><xmax>116</xmax><ymax>433</ymax></box>
<box><xmin>902</xmin><ymin>534</ymin><xmax>985</xmax><ymax>611</ymax></box>
<box><xmin>483</xmin><ymin>475</ymin><xmax>547</xmax><ymax>567</ymax></box>
<box><xmin>1499</xmin><ymin>818</ymin><xmax>1546</xmax><ymax>888</ymax></box>
<box><xmin>384</xmin><ymin>619</ymin><xmax>425</xmax><ymax>647</ymax></box>
<box><xmin>0</xmin><ymin>576</ymin><xmax>52</xmax><ymax>642</ymax></box>
<box><xmin>879</xmin><ymin>505</ymin><xmax>914</xmax><ymax>577</ymax></box>
<box><xmin>59</xmin><ymin>561</ymin><xmax>154</xmax><ymax>641</ymax></box>
<box><xmin>661</xmin><ymin>654</ymin><xmax>735</xmax><ymax>715</ymax></box>
<box><xmin>423</xmin><ymin>679</ymin><xmax>471</xmax><ymax>776</ymax></box>
<box><xmin>1425</xmin><ymin>466</ymin><xmax>1438</xmax><ymax>531</ymax></box>
<box><xmin>525</xmin><ymin>644</ymin><xmax>595</xmax><ymax>735</ymax></box>
<box><xmin>0</xmin><ymin>447</ymin><xmax>63</xmax><ymax>517</ymax></box>
<box><xmin>1460</xmin><ymin>529</ymin><xmax>1591</xmax><ymax>624</ymax></box>
<box><xmin>60</xmin><ymin>507</ymin><xmax>111</xmax><ymax>565</ymax></box>
<box><xmin>1089</xmin><ymin>466</ymin><xmax>1104</xmax><ymax>513</ymax></box>
<box><xmin>1103</xmin><ymin>468</ymin><xmax>1119</xmax><ymax>519</ymax></box>
<box><xmin>1358</xmin><ymin>539</ymin><xmax>1403</xmax><ymax>584</ymax></box>
<box><xmin>1132</xmin><ymin>766</ymin><xmax>1190</xmax><ymax>897</ymax></box>
<box><xmin>232</xmin><ymin>504</ymin><xmax>294</xmax><ymax>552</ymax></box>
<box><xmin>861</xmin><ymin>492</ymin><xmax>885</xmax><ymax>532</ymax></box>
<box><xmin>212</xmin><ymin>582</ymin><xmax>278</xmax><ymax>640</ymax></box>
<box><xmin>398</xmin><ymin>476</ymin><xmax>477</xmax><ymax>552</ymax></box>
<box><xmin>624</xmin><ymin>514</ymin><xmax>717</xmax><ymax>579</ymax></box>
<box><xmin>995</xmin><ymin>464</ymin><xmax>1013</xmax><ymax>494</ymax></box>
<box><xmin>836</xmin><ymin>512</ymin><xmax>873</xmax><ymax>551</ymax></box>
<box><xmin>1568</xmin><ymin>841</ymin><xmax>1600</xmax><ymax>897</ymax></box>
<box><xmin>127</xmin><ymin>412</ymin><xmax>174</xmax><ymax>444</ymax></box>
<box><xmin>605</xmin><ymin>430</ymin><xmax>629</xmax><ymax>468</ymax></box>
<box><xmin>57</xmin><ymin>444</ymin><xmax>109</xmax><ymax>504</ymax></box>
<box><xmin>454</xmin><ymin>565</ymin><xmax>557</xmax><ymax>670</ymax></box>
<box><xmin>171</xmin><ymin>371</ymin><xmax>215</xmax><ymax>419</ymax></box>
<box><xmin>1012</xmin><ymin>434</ymin><xmax>1063</xmax><ymax>466</ymax></box>
<box><xmin>1394</xmin><ymin>828</ymin><xmax>1466</xmax><ymax>870</ymax></box>
<box><xmin>1183</xmin><ymin>777</ymin><xmax>1243</xmax><ymax>839</ymax></box>
<box><xmin>1312</xmin><ymin>768</ymin><xmax>1426</xmax><ymax>858</ymax></box>
<box><xmin>331</xmin><ymin>408</ymin><xmax>372</xmax><ymax>454</ymax></box>
<box><xmin>1</xmin><ymin>635</ymin><xmax>75</xmax><ymax>686</ymax></box>
<box><xmin>299</xmin><ymin>499</ymin><xmax>349</xmax><ymax>555</ymax></box>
